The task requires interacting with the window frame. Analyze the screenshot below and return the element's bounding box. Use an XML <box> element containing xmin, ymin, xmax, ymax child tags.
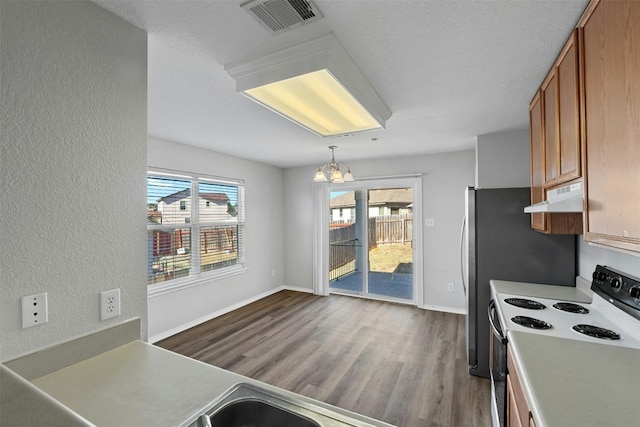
<box><xmin>147</xmin><ymin>167</ymin><xmax>247</xmax><ymax>296</ymax></box>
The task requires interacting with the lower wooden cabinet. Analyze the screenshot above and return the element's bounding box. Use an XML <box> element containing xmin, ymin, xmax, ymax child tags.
<box><xmin>507</xmin><ymin>349</ymin><xmax>537</xmax><ymax>427</ymax></box>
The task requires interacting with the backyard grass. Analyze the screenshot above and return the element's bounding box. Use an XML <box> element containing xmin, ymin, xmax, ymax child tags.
<box><xmin>368</xmin><ymin>243</ymin><xmax>413</xmax><ymax>273</ymax></box>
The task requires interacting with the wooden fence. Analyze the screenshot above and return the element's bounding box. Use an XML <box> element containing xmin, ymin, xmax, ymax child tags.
<box><xmin>329</xmin><ymin>214</ymin><xmax>413</xmax><ymax>280</ymax></box>
<box><xmin>372</xmin><ymin>214</ymin><xmax>413</xmax><ymax>245</ymax></box>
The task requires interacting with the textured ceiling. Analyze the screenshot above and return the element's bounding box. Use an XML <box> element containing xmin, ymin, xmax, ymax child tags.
<box><xmin>92</xmin><ymin>0</ymin><xmax>588</xmax><ymax>168</ymax></box>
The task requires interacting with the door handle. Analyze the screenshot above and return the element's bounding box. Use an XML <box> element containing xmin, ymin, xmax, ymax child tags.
<box><xmin>459</xmin><ymin>215</ymin><xmax>467</xmax><ymax>296</ymax></box>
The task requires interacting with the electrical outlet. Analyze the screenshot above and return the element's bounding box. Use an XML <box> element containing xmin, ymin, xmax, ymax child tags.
<box><xmin>22</xmin><ymin>293</ymin><xmax>48</xmax><ymax>328</ymax></box>
<box><xmin>425</xmin><ymin>218</ymin><xmax>435</xmax><ymax>227</ymax></box>
<box><xmin>272</xmin><ymin>269</ymin><xmax>276</xmax><ymax>277</ymax></box>
<box><xmin>100</xmin><ymin>288</ymin><xmax>121</xmax><ymax>320</ymax></box>
<box><xmin>447</xmin><ymin>283</ymin><xmax>454</xmax><ymax>292</ymax></box>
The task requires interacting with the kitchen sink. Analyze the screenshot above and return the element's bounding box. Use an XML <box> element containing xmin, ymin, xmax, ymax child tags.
<box><xmin>188</xmin><ymin>383</ymin><xmax>376</xmax><ymax>427</ymax></box>
<box><xmin>207</xmin><ymin>399</ymin><xmax>319</xmax><ymax>427</ymax></box>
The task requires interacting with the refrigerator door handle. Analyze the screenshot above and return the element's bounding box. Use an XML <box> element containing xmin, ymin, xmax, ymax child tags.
<box><xmin>459</xmin><ymin>215</ymin><xmax>467</xmax><ymax>296</ymax></box>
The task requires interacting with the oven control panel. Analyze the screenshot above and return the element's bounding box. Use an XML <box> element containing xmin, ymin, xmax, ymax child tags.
<box><xmin>592</xmin><ymin>265</ymin><xmax>640</xmax><ymax>321</ymax></box>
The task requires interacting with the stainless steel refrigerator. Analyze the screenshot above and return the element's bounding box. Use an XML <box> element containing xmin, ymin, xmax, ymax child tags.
<box><xmin>462</xmin><ymin>187</ymin><xmax>576</xmax><ymax>378</ymax></box>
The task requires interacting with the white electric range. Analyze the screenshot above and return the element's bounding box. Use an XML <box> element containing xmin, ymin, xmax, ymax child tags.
<box><xmin>488</xmin><ymin>265</ymin><xmax>640</xmax><ymax>427</ymax></box>
<box><xmin>496</xmin><ymin>267</ymin><xmax>640</xmax><ymax>348</ymax></box>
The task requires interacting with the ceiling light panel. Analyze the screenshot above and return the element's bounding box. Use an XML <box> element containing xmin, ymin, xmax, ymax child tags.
<box><xmin>225</xmin><ymin>33</ymin><xmax>391</xmax><ymax>137</ymax></box>
<box><xmin>245</xmin><ymin>70</ymin><xmax>381</xmax><ymax>136</ymax></box>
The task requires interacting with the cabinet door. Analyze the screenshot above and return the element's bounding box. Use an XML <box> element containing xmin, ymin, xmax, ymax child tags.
<box><xmin>529</xmin><ymin>92</ymin><xmax>546</xmax><ymax>232</ymax></box>
<box><xmin>507</xmin><ymin>375</ymin><xmax>524</xmax><ymax>427</ymax></box>
<box><xmin>557</xmin><ymin>31</ymin><xmax>581</xmax><ymax>182</ymax></box>
<box><xmin>581</xmin><ymin>0</ymin><xmax>640</xmax><ymax>252</ymax></box>
<box><xmin>507</xmin><ymin>350</ymin><xmax>535</xmax><ymax>427</ymax></box>
<box><xmin>542</xmin><ymin>73</ymin><xmax>558</xmax><ymax>186</ymax></box>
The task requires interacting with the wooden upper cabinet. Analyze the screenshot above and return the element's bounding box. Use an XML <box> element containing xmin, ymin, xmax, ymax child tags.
<box><xmin>579</xmin><ymin>0</ymin><xmax>640</xmax><ymax>253</ymax></box>
<box><xmin>556</xmin><ymin>31</ymin><xmax>581</xmax><ymax>182</ymax></box>
<box><xmin>542</xmin><ymin>73</ymin><xmax>558</xmax><ymax>186</ymax></box>
<box><xmin>528</xmin><ymin>32</ymin><xmax>583</xmax><ymax>235</ymax></box>
<box><xmin>529</xmin><ymin>92</ymin><xmax>546</xmax><ymax>232</ymax></box>
<box><xmin>541</xmin><ymin>30</ymin><xmax>581</xmax><ymax>188</ymax></box>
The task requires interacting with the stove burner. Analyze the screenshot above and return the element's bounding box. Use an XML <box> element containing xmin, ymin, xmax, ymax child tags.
<box><xmin>504</xmin><ymin>298</ymin><xmax>546</xmax><ymax>310</ymax></box>
<box><xmin>573</xmin><ymin>324</ymin><xmax>621</xmax><ymax>340</ymax></box>
<box><xmin>511</xmin><ymin>316</ymin><xmax>553</xmax><ymax>330</ymax></box>
<box><xmin>553</xmin><ymin>302</ymin><xmax>590</xmax><ymax>314</ymax></box>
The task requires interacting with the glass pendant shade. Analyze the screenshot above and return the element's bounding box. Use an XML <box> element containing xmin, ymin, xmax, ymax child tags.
<box><xmin>313</xmin><ymin>168</ymin><xmax>328</xmax><ymax>182</ymax></box>
<box><xmin>330</xmin><ymin>167</ymin><xmax>344</xmax><ymax>183</ymax></box>
<box><xmin>343</xmin><ymin>168</ymin><xmax>354</xmax><ymax>182</ymax></box>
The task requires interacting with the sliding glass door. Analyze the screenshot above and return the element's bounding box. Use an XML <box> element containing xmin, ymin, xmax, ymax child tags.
<box><xmin>328</xmin><ymin>178</ymin><xmax>419</xmax><ymax>304</ymax></box>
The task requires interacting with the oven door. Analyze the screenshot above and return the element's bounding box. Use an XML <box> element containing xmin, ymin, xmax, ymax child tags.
<box><xmin>488</xmin><ymin>300</ymin><xmax>508</xmax><ymax>427</ymax></box>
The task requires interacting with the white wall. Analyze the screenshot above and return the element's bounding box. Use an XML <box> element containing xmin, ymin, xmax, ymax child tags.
<box><xmin>0</xmin><ymin>1</ymin><xmax>148</xmax><ymax>360</ymax></box>
<box><xmin>578</xmin><ymin>238</ymin><xmax>640</xmax><ymax>280</ymax></box>
<box><xmin>284</xmin><ymin>150</ymin><xmax>475</xmax><ymax>312</ymax></box>
<box><xmin>147</xmin><ymin>137</ymin><xmax>285</xmax><ymax>341</ymax></box>
<box><xmin>476</xmin><ymin>128</ymin><xmax>530</xmax><ymax>189</ymax></box>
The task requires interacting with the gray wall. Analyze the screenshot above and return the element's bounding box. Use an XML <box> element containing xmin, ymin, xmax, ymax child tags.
<box><xmin>476</xmin><ymin>128</ymin><xmax>531</xmax><ymax>189</ymax></box>
<box><xmin>284</xmin><ymin>150</ymin><xmax>475</xmax><ymax>312</ymax></box>
<box><xmin>147</xmin><ymin>137</ymin><xmax>285</xmax><ymax>341</ymax></box>
<box><xmin>1</xmin><ymin>1</ymin><xmax>148</xmax><ymax>360</ymax></box>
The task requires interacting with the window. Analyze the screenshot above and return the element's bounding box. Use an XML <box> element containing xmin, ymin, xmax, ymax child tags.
<box><xmin>147</xmin><ymin>169</ymin><xmax>245</xmax><ymax>285</ymax></box>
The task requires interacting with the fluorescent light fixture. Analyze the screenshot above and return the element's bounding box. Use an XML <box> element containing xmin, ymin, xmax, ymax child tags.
<box><xmin>225</xmin><ymin>33</ymin><xmax>391</xmax><ymax>137</ymax></box>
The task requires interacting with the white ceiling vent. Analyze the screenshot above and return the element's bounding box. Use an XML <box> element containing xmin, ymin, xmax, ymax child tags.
<box><xmin>241</xmin><ymin>0</ymin><xmax>323</xmax><ymax>34</ymax></box>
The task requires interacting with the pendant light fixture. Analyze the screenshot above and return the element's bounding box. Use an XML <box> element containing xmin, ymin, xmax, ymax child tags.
<box><xmin>313</xmin><ymin>145</ymin><xmax>354</xmax><ymax>183</ymax></box>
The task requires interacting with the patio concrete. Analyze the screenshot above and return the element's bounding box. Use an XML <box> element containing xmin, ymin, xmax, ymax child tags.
<box><xmin>329</xmin><ymin>270</ymin><xmax>413</xmax><ymax>301</ymax></box>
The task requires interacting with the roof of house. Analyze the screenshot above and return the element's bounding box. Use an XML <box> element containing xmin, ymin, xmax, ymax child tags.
<box><xmin>158</xmin><ymin>189</ymin><xmax>229</xmax><ymax>203</ymax></box>
<box><xmin>201</xmin><ymin>193</ymin><xmax>229</xmax><ymax>203</ymax></box>
<box><xmin>330</xmin><ymin>189</ymin><xmax>413</xmax><ymax>208</ymax></box>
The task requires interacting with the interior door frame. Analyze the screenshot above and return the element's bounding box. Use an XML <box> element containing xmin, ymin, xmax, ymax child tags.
<box><xmin>317</xmin><ymin>176</ymin><xmax>424</xmax><ymax>306</ymax></box>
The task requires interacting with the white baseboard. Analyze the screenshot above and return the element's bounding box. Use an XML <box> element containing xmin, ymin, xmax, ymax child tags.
<box><xmin>420</xmin><ymin>304</ymin><xmax>467</xmax><ymax>315</ymax></box>
<box><xmin>282</xmin><ymin>285</ymin><xmax>313</xmax><ymax>294</ymax></box>
<box><xmin>148</xmin><ymin>286</ymin><xmax>314</xmax><ymax>343</ymax></box>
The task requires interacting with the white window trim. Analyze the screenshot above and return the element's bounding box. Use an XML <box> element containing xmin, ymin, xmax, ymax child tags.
<box><xmin>147</xmin><ymin>167</ymin><xmax>247</xmax><ymax>295</ymax></box>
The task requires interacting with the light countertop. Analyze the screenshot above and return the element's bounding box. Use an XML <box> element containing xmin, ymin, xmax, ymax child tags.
<box><xmin>28</xmin><ymin>340</ymin><xmax>391</xmax><ymax>427</ymax></box>
<box><xmin>490</xmin><ymin>279</ymin><xmax>592</xmax><ymax>303</ymax></box>
<box><xmin>508</xmin><ymin>331</ymin><xmax>640</xmax><ymax>427</ymax></box>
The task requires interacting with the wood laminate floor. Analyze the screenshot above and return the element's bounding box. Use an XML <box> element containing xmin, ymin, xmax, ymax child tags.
<box><xmin>156</xmin><ymin>291</ymin><xmax>491</xmax><ymax>427</ymax></box>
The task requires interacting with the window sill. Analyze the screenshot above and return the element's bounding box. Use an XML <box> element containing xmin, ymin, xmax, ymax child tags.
<box><xmin>147</xmin><ymin>265</ymin><xmax>248</xmax><ymax>298</ymax></box>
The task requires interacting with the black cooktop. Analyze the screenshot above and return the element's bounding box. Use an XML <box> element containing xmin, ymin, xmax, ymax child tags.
<box><xmin>505</xmin><ymin>298</ymin><xmax>546</xmax><ymax>310</ymax></box>
<box><xmin>553</xmin><ymin>302</ymin><xmax>590</xmax><ymax>314</ymax></box>
<box><xmin>511</xmin><ymin>316</ymin><xmax>553</xmax><ymax>330</ymax></box>
<box><xmin>572</xmin><ymin>324</ymin><xmax>621</xmax><ymax>340</ymax></box>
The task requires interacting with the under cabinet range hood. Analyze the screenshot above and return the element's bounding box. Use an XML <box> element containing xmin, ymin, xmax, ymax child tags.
<box><xmin>524</xmin><ymin>182</ymin><xmax>584</xmax><ymax>213</ymax></box>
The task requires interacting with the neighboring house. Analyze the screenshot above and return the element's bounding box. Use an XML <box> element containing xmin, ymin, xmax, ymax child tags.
<box><xmin>147</xmin><ymin>189</ymin><xmax>237</xmax><ymax>282</ymax></box>
<box><xmin>155</xmin><ymin>189</ymin><xmax>232</xmax><ymax>225</ymax></box>
<box><xmin>330</xmin><ymin>189</ymin><xmax>413</xmax><ymax>222</ymax></box>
